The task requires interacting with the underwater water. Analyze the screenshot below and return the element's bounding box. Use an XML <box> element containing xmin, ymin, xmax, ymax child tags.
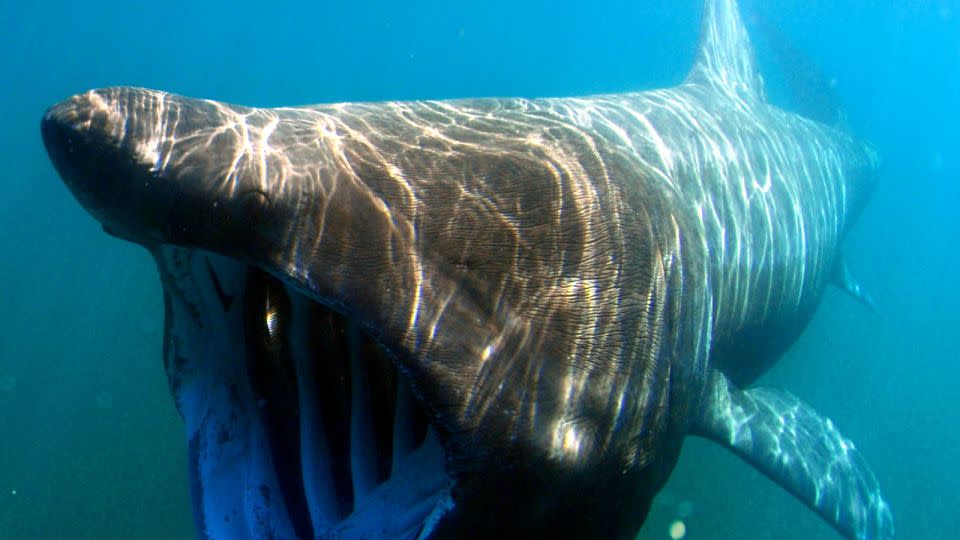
<box><xmin>1</xmin><ymin>0</ymin><xmax>957</xmax><ymax>538</ymax></box>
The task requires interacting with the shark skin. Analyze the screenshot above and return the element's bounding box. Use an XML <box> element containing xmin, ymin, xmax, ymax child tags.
<box><xmin>40</xmin><ymin>0</ymin><xmax>892</xmax><ymax>539</ymax></box>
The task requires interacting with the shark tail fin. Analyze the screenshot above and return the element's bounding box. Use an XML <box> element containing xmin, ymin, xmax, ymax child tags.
<box><xmin>686</xmin><ymin>0</ymin><xmax>765</xmax><ymax>100</ymax></box>
<box><xmin>692</xmin><ymin>370</ymin><xmax>894</xmax><ymax>540</ymax></box>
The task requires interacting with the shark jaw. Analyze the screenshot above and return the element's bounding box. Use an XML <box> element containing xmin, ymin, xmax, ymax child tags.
<box><xmin>160</xmin><ymin>246</ymin><xmax>451</xmax><ymax>540</ymax></box>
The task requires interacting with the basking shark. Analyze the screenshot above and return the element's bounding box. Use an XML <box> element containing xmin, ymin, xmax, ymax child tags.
<box><xmin>41</xmin><ymin>0</ymin><xmax>893</xmax><ymax>538</ymax></box>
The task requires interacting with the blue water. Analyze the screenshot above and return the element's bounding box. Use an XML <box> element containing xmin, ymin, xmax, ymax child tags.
<box><xmin>1</xmin><ymin>0</ymin><xmax>956</xmax><ymax>538</ymax></box>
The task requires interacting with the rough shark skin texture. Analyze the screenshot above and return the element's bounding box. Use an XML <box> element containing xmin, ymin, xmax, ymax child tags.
<box><xmin>41</xmin><ymin>0</ymin><xmax>892</xmax><ymax>539</ymax></box>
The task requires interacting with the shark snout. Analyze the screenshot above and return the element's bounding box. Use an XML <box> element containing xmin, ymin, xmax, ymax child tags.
<box><xmin>42</xmin><ymin>88</ymin><xmax>179</xmax><ymax>246</ymax></box>
<box><xmin>42</xmin><ymin>87</ymin><xmax>288</xmax><ymax>256</ymax></box>
<box><xmin>42</xmin><ymin>90</ymin><xmax>141</xmax><ymax>236</ymax></box>
<box><xmin>41</xmin><ymin>88</ymin><xmax>158</xmax><ymax>179</ymax></box>
<box><xmin>42</xmin><ymin>88</ymin><xmax>130</xmax><ymax>146</ymax></box>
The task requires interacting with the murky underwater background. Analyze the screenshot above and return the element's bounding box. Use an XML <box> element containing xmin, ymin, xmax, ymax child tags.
<box><xmin>0</xmin><ymin>0</ymin><xmax>957</xmax><ymax>538</ymax></box>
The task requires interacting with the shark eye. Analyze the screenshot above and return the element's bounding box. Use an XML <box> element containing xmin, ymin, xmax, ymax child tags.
<box><xmin>238</xmin><ymin>188</ymin><xmax>271</xmax><ymax>216</ymax></box>
<box><xmin>226</xmin><ymin>187</ymin><xmax>274</xmax><ymax>248</ymax></box>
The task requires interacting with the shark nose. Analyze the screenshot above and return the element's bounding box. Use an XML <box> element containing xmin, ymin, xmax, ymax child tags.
<box><xmin>42</xmin><ymin>88</ymin><xmax>173</xmax><ymax>184</ymax></box>
<box><xmin>42</xmin><ymin>89</ymin><xmax>129</xmax><ymax>151</ymax></box>
<box><xmin>41</xmin><ymin>90</ymin><xmax>141</xmax><ymax>237</ymax></box>
<box><xmin>41</xmin><ymin>94</ymin><xmax>83</xmax><ymax>133</ymax></box>
<box><xmin>41</xmin><ymin>98</ymin><xmax>92</xmax><ymax>192</ymax></box>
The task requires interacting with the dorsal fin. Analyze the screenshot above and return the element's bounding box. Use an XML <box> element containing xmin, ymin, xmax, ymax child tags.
<box><xmin>685</xmin><ymin>0</ymin><xmax>765</xmax><ymax>100</ymax></box>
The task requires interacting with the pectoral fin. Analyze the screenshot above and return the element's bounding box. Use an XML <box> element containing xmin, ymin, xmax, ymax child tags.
<box><xmin>692</xmin><ymin>370</ymin><xmax>893</xmax><ymax>540</ymax></box>
<box><xmin>832</xmin><ymin>259</ymin><xmax>878</xmax><ymax>313</ymax></box>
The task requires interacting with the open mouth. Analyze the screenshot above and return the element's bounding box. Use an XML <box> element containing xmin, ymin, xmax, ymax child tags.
<box><xmin>159</xmin><ymin>247</ymin><xmax>450</xmax><ymax>540</ymax></box>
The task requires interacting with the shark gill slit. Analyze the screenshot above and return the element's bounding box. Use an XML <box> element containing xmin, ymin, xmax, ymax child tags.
<box><xmin>242</xmin><ymin>269</ymin><xmax>313</xmax><ymax>539</ymax></box>
<box><xmin>241</xmin><ymin>267</ymin><xmax>433</xmax><ymax>535</ymax></box>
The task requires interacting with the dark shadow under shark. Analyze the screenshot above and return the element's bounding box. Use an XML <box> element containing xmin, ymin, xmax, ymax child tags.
<box><xmin>40</xmin><ymin>0</ymin><xmax>892</xmax><ymax>538</ymax></box>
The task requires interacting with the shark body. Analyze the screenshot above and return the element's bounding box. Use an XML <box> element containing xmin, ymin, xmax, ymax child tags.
<box><xmin>41</xmin><ymin>0</ymin><xmax>892</xmax><ymax>539</ymax></box>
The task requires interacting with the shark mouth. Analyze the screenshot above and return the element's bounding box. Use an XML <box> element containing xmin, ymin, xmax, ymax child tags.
<box><xmin>158</xmin><ymin>247</ymin><xmax>450</xmax><ymax>540</ymax></box>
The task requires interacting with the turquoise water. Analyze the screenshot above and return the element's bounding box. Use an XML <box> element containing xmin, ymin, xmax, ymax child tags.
<box><xmin>1</xmin><ymin>0</ymin><xmax>957</xmax><ymax>538</ymax></box>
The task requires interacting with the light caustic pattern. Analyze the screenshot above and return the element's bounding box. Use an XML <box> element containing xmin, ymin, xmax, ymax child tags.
<box><xmin>57</xmin><ymin>75</ymin><xmax>875</xmax><ymax>471</ymax></box>
<box><xmin>40</xmin><ymin>1</ymin><xmax>890</xmax><ymax>539</ymax></box>
<box><xmin>87</xmin><ymin>77</ymin><xmax>872</xmax><ymax>360</ymax></box>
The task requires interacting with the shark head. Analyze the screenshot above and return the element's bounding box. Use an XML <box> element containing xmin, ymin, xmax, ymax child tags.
<box><xmin>42</xmin><ymin>86</ymin><xmax>680</xmax><ymax>539</ymax></box>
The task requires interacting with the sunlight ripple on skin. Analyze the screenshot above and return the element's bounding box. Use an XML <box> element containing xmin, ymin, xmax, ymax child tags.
<box><xmin>38</xmin><ymin>1</ymin><xmax>892</xmax><ymax>538</ymax></box>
